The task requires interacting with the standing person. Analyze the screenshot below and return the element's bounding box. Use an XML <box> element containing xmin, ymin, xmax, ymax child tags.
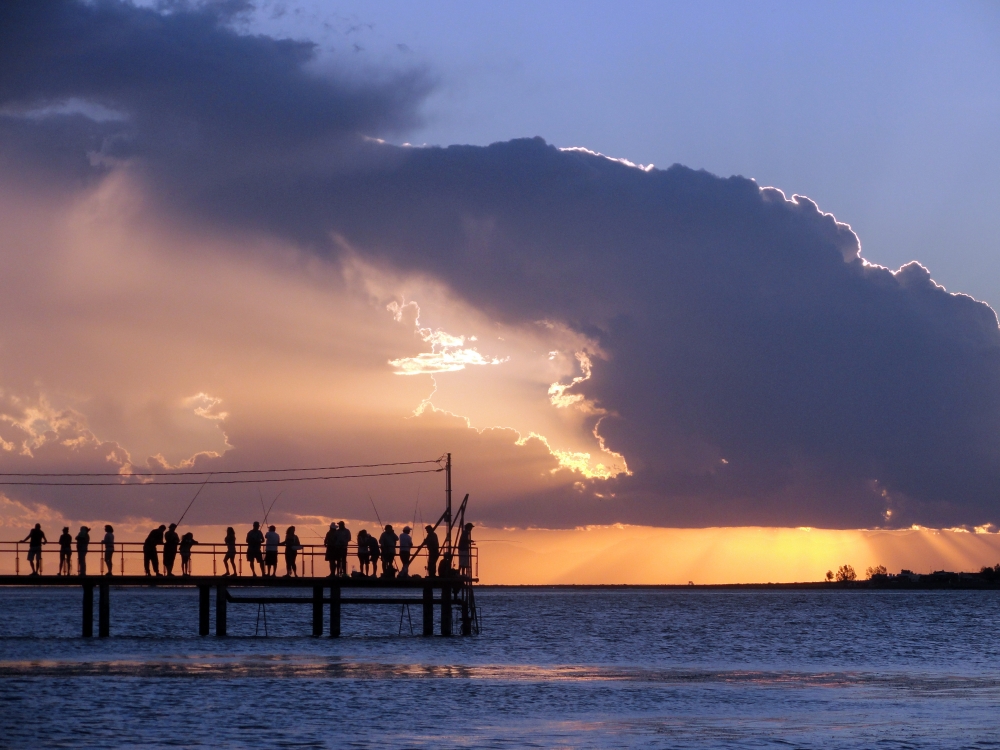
<box><xmin>223</xmin><ymin>527</ymin><xmax>237</xmax><ymax>576</ymax></box>
<box><xmin>378</xmin><ymin>524</ymin><xmax>398</xmax><ymax>579</ymax></box>
<box><xmin>20</xmin><ymin>524</ymin><xmax>47</xmax><ymax>576</ymax></box>
<box><xmin>399</xmin><ymin>526</ymin><xmax>413</xmax><ymax>578</ymax></box>
<box><xmin>264</xmin><ymin>525</ymin><xmax>280</xmax><ymax>577</ymax></box>
<box><xmin>76</xmin><ymin>526</ymin><xmax>90</xmax><ymax>576</ymax></box>
<box><xmin>58</xmin><ymin>527</ymin><xmax>73</xmax><ymax>576</ymax></box>
<box><xmin>179</xmin><ymin>532</ymin><xmax>199</xmax><ymax>576</ymax></box>
<box><xmin>102</xmin><ymin>525</ymin><xmax>115</xmax><ymax>576</ymax></box>
<box><xmin>356</xmin><ymin>530</ymin><xmax>370</xmax><ymax>576</ymax></box>
<box><xmin>323</xmin><ymin>522</ymin><xmax>337</xmax><ymax>577</ymax></box>
<box><xmin>424</xmin><ymin>525</ymin><xmax>439</xmax><ymax>578</ymax></box>
<box><xmin>335</xmin><ymin>521</ymin><xmax>351</xmax><ymax>577</ymax></box>
<box><xmin>458</xmin><ymin>523</ymin><xmax>475</xmax><ymax>578</ymax></box>
<box><xmin>283</xmin><ymin>526</ymin><xmax>300</xmax><ymax>577</ymax></box>
<box><xmin>366</xmin><ymin>532</ymin><xmax>380</xmax><ymax>577</ymax></box>
<box><xmin>245</xmin><ymin>522</ymin><xmax>264</xmax><ymax>577</ymax></box>
<box><xmin>163</xmin><ymin>523</ymin><xmax>180</xmax><ymax>576</ymax></box>
<box><xmin>142</xmin><ymin>525</ymin><xmax>166</xmax><ymax>577</ymax></box>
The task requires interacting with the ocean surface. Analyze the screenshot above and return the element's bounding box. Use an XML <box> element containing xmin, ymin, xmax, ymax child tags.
<box><xmin>1</xmin><ymin>586</ymin><xmax>999</xmax><ymax>748</ymax></box>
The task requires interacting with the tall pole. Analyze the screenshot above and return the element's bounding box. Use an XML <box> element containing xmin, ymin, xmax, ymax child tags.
<box><xmin>445</xmin><ymin>452</ymin><xmax>453</xmax><ymax>554</ymax></box>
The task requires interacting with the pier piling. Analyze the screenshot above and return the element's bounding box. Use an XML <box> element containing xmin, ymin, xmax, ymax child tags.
<box><xmin>440</xmin><ymin>584</ymin><xmax>452</xmax><ymax>636</ymax></box>
<box><xmin>99</xmin><ymin>581</ymin><xmax>110</xmax><ymax>637</ymax></box>
<box><xmin>82</xmin><ymin>583</ymin><xmax>93</xmax><ymax>637</ymax></box>
<box><xmin>312</xmin><ymin>585</ymin><xmax>323</xmax><ymax>636</ymax></box>
<box><xmin>422</xmin><ymin>586</ymin><xmax>433</xmax><ymax>636</ymax></box>
<box><xmin>329</xmin><ymin>585</ymin><xmax>340</xmax><ymax>637</ymax></box>
<box><xmin>198</xmin><ymin>585</ymin><xmax>210</xmax><ymax>636</ymax></box>
<box><xmin>215</xmin><ymin>583</ymin><xmax>227</xmax><ymax>636</ymax></box>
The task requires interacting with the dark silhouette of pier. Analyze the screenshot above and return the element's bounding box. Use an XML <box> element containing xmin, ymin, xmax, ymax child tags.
<box><xmin>0</xmin><ymin>453</ymin><xmax>481</xmax><ymax>638</ymax></box>
<box><xmin>0</xmin><ymin>572</ymin><xmax>477</xmax><ymax>637</ymax></box>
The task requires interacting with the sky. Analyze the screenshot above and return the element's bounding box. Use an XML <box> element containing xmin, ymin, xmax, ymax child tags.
<box><xmin>0</xmin><ymin>1</ymin><xmax>999</xmax><ymax>582</ymax></box>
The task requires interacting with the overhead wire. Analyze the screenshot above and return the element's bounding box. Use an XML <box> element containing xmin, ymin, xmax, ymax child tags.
<box><xmin>0</xmin><ymin>467</ymin><xmax>445</xmax><ymax>486</ymax></box>
<box><xmin>0</xmin><ymin>457</ymin><xmax>445</xmax><ymax>478</ymax></box>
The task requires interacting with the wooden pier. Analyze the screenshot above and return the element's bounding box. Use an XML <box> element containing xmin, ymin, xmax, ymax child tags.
<box><xmin>0</xmin><ymin>574</ymin><xmax>479</xmax><ymax>638</ymax></box>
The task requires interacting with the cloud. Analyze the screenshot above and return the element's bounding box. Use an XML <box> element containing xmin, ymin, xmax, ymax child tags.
<box><xmin>1</xmin><ymin>1</ymin><xmax>999</xmax><ymax>530</ymax></box>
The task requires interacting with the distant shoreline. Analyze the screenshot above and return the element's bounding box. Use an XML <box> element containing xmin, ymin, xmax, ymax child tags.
<box><xmin>478</xmin><ymin>578</ymin><xmax>1000</xmax><ymax>591</ymax></box>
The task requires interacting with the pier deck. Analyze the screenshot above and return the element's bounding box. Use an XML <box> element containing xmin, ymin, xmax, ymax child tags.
<box><xmin>0</xmin><ymin>574</ymin><xmax>478</xmax><ymax>638</ymax></box>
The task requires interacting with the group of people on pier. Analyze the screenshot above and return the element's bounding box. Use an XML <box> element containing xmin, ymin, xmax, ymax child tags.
<box><xmin>20</xmin><ymin>523</ymin><xmax>115</xmax><ymax>576</ymax></box>
<box><xmin>16</xmin><ymin>520</ymin><xmax>475</xmax><ymax>580</ymax></box>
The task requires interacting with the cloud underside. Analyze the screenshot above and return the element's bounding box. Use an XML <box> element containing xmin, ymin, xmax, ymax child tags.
<box><xmin>1</xmin><ymin>0</ymin><xmax>999</xmax><ymax>529</ymax></box>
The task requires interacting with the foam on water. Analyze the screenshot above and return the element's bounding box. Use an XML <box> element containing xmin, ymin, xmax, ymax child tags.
<box><xmin>2</xmin><ymin>587</ymin><xmax>999</xmax><ymax>748</ymax></box>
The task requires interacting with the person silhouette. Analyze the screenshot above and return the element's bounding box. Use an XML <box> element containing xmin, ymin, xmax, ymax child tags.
<box><xmin>357</xmin><ymin>529</ymin><xmax>371</xmax><ymax>576</ymax></box>
<box><xmin>223</xmin><ymin>527</ymin><xmax>237</xmax><ymax>576</ymax></box>
<box><xmin>399</xmin><ymin>526</ymin><xmax>413</xmax><ymax>578</ymax></box>
<box><xmin>264</xmin><ymin>525</ymin><xmax>280</xmax><ymax>577</ymax></box>
<box><xmin>245</xmin><ymin>522</ymin><xmax>264</xmax><ymax>577</ymax></box>
<box><xmin>424</xmin><ymin>525</ymin><xmax>440</xmax><ymax>578</ymax></box>
<box><xmin>143</xmin><ymin>525</ymin><xmax>166</xmax><ymax>576</ymax></box>
<box><xmin>76</xmin><ymin>526</ymin><xmax>90</xmax><ymax>576</ymax></box>
<box><xmin>366</xmin><ymin>532</ymin><xmax>380</xmax><ymax>576</ymax></box>
<box><xmin>458</xmin><ymin>523</ymin><xmax>475</xmax><ymax>578</ymax></box>
<box><xmin>323</xmin><ymin>522</ymin><xmax>337</xmax><ymax>577</ymax></box>
<box><xmin>335</xmin><ymin>521</ymin><xmax>351</xmax><ymax>577</ymax></box>
<box><xmin>379</xmin><ymin>524</ymin><xmax>398</xmax><ymax>579</ymax></box>
<box><xmin>58</xmin><ymin>527</ymin><xmax>72</xmax><ymax>576</ymax></box>
<box><xmin>20</xmin><ymin>524</ymin><xmax>47</xmax><ymax>575</ymax></box>
<box><xmin>283</xmin><ymin>526</ymin><xmax>300</xmax><ymax>577</ymax></box>
<box><xmin>163</xmin><ymin>523</ymin><xmax>180</xmax><ymax>576</ymax></box>
<box><xmin>179</xmin><ymin>532</ymin><xmax>198</xmax><ymax>576</ymax></box>
<box><xmin>102</xmin><ymin>525</ymin><xmax>115</xmax><ymax>576</ymax></box>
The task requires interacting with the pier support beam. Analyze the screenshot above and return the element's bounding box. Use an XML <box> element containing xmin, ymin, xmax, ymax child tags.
<box><xmin>422</xmin><ymin>586</ymin><xmax>434</xmax><ymax>636</ymax></box>
<box><xmin>329</xmin><ymin>585</ymin><xmax>340</xmax><ymax>637</ymax></box>
<box><xmin>198</xmin><ymin>585</ymin><xmax>210</xmax><ymax>636</ymax></box>
<box><xmin>440</xmin><ymin>584</ymin><xmax>452</xmax><ymax>636</ymax></box>
<box><xmin>461</xmin><ymin>588</ymin><xmax>471</xmax><ymax>636</ymax></box>
<box><xmin>312</xmin><ymin>586</ymin><xmax>323</xmax><ymax>636</ymax></box>
<box><xmin>82</xmin><ymin>582</ymin><xmax>94</xmax><ymax>637</ymax></box>
<box><xmin>215</xmin><ymin>583</ymin><xmax>227</xmax><ymax>636</ymax></box>
<box><xmin>99</xmin><ymin>581</ymin><xmax>110</xmax><ymax>637</ymax></box>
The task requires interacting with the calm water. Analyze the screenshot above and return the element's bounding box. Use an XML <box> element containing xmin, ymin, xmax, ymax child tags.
<box><xmin>2</xmin><ymin>587</ymin><xmax>1000</xmax><ymax>748</ymax></box>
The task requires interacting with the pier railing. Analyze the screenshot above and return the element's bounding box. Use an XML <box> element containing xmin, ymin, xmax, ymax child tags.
<box><xmin>0</xmin><ymin>540</ymin><xmax>477</xmax><ymax>580</ymax></box>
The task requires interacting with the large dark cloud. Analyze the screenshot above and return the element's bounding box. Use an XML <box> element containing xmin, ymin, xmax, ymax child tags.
<box><xmin>3</xmin><ymin>0</ymin><xmax>1000</xmax><ymax>528</ymax></box>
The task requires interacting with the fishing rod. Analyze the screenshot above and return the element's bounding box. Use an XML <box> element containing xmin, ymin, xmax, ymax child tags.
<box><xmin>367</xmin><ymin>491</ymin><xmax>383</xmax><ymax>528</ymax></box>
<box><xmin>175</xmin><ymin>473</ymin><xmax>213</xmax><ymax>526</ymax></box>
<box><xmin>264</xmin><ymin>490</ymin><xmax>285</xmax><ymax>526</ymax></box>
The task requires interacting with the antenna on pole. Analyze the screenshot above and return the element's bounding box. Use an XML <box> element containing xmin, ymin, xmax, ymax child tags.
<box><xmin>445</xmin><ymin>452</ymin><xmax>453</xmax><ymax>554</ymax></box>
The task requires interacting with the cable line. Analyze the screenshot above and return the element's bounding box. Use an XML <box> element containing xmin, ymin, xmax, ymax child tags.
<box><xmin>0</xmin><ymin>467</ymin><xmax>445</xmax><ymax>486</ymax></box>
<box><xmin>0</xmin><ymin>457</ymin><xmax>445</xmax><ymax>478</ymax></box>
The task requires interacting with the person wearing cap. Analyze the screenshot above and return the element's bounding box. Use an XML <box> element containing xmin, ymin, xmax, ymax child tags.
<box><xmin>75</xmin><ymin>525</ymin><xmax>91</xmax><ymax>576</ymax></box>
<box><xmin>102</xmin><ymin>525</ymin><xmax>115</xmax><ymax>576</ymax></box>
<box><xmin>163</xmin><ymin>523</ymin><xmax>180</xmax><ymax>576</ymax></box>
<box><xmin>58</xmin><ymin>527</ymin><xmax>73</xmax><ymax>575</ymax></box>
<box><xmin>20</xmin><ymin>523</ymin><xmax>47</xmax><ymax>575</ymax></box>
<box><xmin>399</xmin><ymin>526</ymin><xmax>413</xmax><ymax>577</ymax></box>
<box><xmin>458</xmin><ymin>522</ymin><xmax>475</xmax><ymax>578</ymax></box>
<box><xmin>246</xmin><ymin>522</ymin><xmax>265</xmax><ymax>577</ymax></box>
<box><xmin>424</xmin><ymin>525</ymin><xmax>439</xmax><ymax>578</ymax></box>
<box><xmin>264</xmin><ymin>524</ymin><xmax>281</xmax><ymax>577</ymax></box>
